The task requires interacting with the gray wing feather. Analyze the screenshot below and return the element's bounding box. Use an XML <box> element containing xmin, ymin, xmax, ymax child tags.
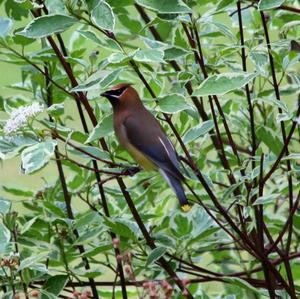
<box><xmin>123</xmin><ymin>113</ymin><xmax>183</xmax><ymax>180</ymax></box>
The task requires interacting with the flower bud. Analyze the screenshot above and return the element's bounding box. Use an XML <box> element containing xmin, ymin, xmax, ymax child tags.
<box><xmin>142</xmin><ymin>281</ymin><xmax>150</xmax><ymax>289</ymax></box>
<box><xmin>124</xmin><ymin>264</ymin><xmax>132</xmax><ymax>276</ymax></box>
<box><xmin>30</xmin><ymin>290</ymin><xmax>40</xmax><ymax>297</ymax></box>
<box><xmin>112</xmin><ymin>238</ymin><xmax>120</xmax><ymax>249</ymax></box>
<box><xmin>72</xmin><ymin>290</ymin><xmax>81</xmax><ymax>298</ymax></box>
<box><xmin>181</xmin><ymin>278</ymin><xmax>190</xmax><ymax>286</ymax></box>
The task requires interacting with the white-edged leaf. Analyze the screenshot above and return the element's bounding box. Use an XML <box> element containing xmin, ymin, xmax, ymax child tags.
<box><xmin>0</xmin><ymin>223</ymin><xmax>10</xmax><ymax>253</ymax></box>
<box><xmin>158</xmin><ymin>94</ymin><xmax>189</xmax><ymax>113</ymax></box>
<box><xmin>134</xmin><ymin>49</ymin><xmax>164</xmax><ymax>63</ymax></box>
<box><xmin>258</xmin><ymin>0</ymin><xmax>285</xmax><ymax>10</ymax></box>
<box><xmin>0</xmin><ymin>136</ymin><xmax>38</xmax><ymax>160</ymax></box>
<box><xmin>107</xmin><ymin>52</ymin><xmax>129</xmax><ymax>64</ymax></box>
<box><xmin>164</xmin><ymin>46</ymin><xmax>190</xmax><ymax>60</ymax></box>
<box><xmin>183</xmin><ymin>120</ymin><xmax>214</xmax><ymax>144</ymax></box>
<box><xmin>254</xmin><ymin>194</ymin><xmax>280</xmax><ymax>205</ymax></box>
<box><xmin>18</xmin><ymin>252</ymin><xmax>49</xmax><ymax>271</ymax></box>
<box><xmin>282</xmin><ymin>153</ymin><xmax>300</xmax><ymax>161</ymax></box>
<box><xmin>86</xmin><ymin>114</ymin><xmax>113</xmax><ymax>143</ymax></box>
<box><xmin>136</xmin><ymin>0</ymin><xmax>191</xmax><ymax>14</ymax></box>
<box><xmin>21</xmin><ymin>140</ymin><xmax>57</xmax><ymax>174</ymax></box>
<box><xmin>193</xmin><ymin>72</ymin><xmax>256</xmax><ymax>96</ymax></box>
<box><xmin>69</xmin><ymin>145</ymin><xmax>111</xmax><ymax>161</ymax></box>
<box><xmin>91</xmin><ymin>1</ymin><xmax>115</xmax><ymax>31</ymax></box>
<box><xmin>0</xmin><ymin>198</ymin><xmax>11</xmax><ymax>215</ymax></box>
<box><xmin>71</xmin><ymin>69</ymin><xmax>123</xmax><ymax>92</ymax></box>
<box><xmin>249</xmin><ymin>51</ymin><xmax>268</xmax><ymax>74</ymax></box>
<box><xmin>17</xmin><ymin>14</ymin><xmax>77</xmax><ymax>38</ymax></box>
<box><xmin>47</xmin><ymin>103</ymin><xmax>64</xmax><ymax>118</ymax></box>
<box><xmin>0</xmin><ymin>18</ymin><xmax>13</xmax><ymax>37</ymax></box>
<box><xmin>146</xmin><ymin>246</ymin><xmax>167</xmax><ymax>266</ymax></box>
<box><xmin>40</xmin><ymin>289</ymin><xmax>60</xmax><ymax>299</ymax></box>
<box><xmin>21</xmin><ymin>216</ymin><xmax>38</xmax><ymax>234</ymax></box>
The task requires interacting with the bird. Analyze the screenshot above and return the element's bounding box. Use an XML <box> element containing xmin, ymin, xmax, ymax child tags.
<box><xmin>100</xmin><ymin>83</ymin><xmax>191</xmax><ymax>212</ymax></box>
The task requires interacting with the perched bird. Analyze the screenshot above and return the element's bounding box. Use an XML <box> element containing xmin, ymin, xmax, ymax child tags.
<box><xmin>101</xmin><ymin>83</ymin><xmax>190</xmax><ymax>211</ymax></box>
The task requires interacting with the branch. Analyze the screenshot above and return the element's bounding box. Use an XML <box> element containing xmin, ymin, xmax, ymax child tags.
<box><xmin>277</xmin><ymin>5</ymin><xmax>300</xmax><ymax>14</ymax></box>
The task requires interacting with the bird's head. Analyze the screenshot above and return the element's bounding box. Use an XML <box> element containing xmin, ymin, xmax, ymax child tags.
<box><xmin>100</xmin><ymin>83</ymin><xmax>141</xmax><ymax>109</ymax></box>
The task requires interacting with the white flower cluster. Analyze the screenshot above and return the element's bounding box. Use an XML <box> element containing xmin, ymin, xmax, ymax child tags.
<box><xmin>3</xmin><ymin>102</ymin><xmax>44</xmax><ymax>135</ymax></box>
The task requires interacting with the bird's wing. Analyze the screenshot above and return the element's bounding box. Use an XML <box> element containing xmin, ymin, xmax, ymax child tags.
<box><xmin>123</xmin><ymin>113</ymin><xmax>183</xmax><ymax>180</ymax></box>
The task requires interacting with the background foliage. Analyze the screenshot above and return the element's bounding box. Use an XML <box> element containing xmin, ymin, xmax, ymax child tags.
<box><xmin>0</xmin><ymin>0</ymin><xmax>300</xmax><ymax>298</ymax></box>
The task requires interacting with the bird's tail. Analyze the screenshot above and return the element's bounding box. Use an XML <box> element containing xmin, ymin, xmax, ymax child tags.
<box><xmin>159</xmin><ymin>170</ymin><xmax>191</xmax><ymax>212</ymax></box>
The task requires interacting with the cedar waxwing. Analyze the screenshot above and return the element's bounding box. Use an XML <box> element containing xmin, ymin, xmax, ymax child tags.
<box><xmin>101</xmin><ymin>83</ymin><xmax>190</xmax><ymax>211</ymax></box>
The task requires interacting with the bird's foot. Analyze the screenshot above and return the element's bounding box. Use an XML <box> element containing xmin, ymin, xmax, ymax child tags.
<box><xmin>122</xmin><ymin>166</ymin><xmax>141</xmax><ymax>176</ymax></box>
<box><xmin>181</xmin><ymin>204</ymin><xmax>192</xmax><ymax>212</ymax></box>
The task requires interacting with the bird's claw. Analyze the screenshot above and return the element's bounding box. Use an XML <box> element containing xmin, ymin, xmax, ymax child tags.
<box><xmin>122</xmin><ymin>166</ymin><xmax>141</xmax><ymax>176</ymax></box>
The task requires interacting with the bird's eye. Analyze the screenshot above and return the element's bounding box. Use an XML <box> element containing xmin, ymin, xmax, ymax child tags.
<box><xmin>108</xmin><ymin>86</ymin><xmax>127</xmax><ymax>96</ymax></box>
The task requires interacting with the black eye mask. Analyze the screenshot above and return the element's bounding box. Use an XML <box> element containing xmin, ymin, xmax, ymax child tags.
<box><xmin>107</xmin><ymin>86</ymin><xmax>128</xmax><ymax>97</ymax></box>
<box><xmin>101</xmin><ymin>86</ymin><xmax>128</xmax><ymax>102</ymax></box>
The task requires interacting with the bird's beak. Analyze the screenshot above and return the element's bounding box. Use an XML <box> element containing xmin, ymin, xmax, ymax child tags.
<box><xmin>100</xmin><ymin>92</ymin><xmax>109</xmax><ymax>97</ymax></box>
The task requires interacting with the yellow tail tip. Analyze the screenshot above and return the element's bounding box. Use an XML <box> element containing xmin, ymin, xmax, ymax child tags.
<box><xmin>181</xmin><ymin>204</ymin><xmax>191</xmax><ymax>212</ymax></box>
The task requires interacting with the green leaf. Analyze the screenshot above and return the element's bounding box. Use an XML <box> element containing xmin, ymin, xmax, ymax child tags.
<box><xmin>74</xmin><ymin>228</ymin><xmax>103</xmax><ymax>245</ymax></box>
<box><xmin>82</xmin><ymin>243</ymin><xmax>113</xmax><ymax>258</ymax></box>
<box><xmin>70</xmin><ymin>145</ymin><xmax>110</xmax><ymax>161</ymax></box>
<box><xmin>91</xmin><ymin>1</ymin><xmax>115</xmax><ymax>31</ymax></box>
<box><xmin>1</xmin><ymin>186</ymin><xmax>33</xmax><ymax>197</ymax></box>
<box><xmin>0</xmin><ymin>17</ymin><xmax>12</xmax><ymax>37</ymax></box>
<box><xmin>47</xmin><ymin>103</ymin><xmax>64</xmax><ymax>118</ymax></box>
<box><xmin>146</xmin><ymin>246</ymin><xmax>167</xmax><ymax>266</ymax></box>
<box><xmin>256</xmin><ymin>126</ymin><xmax>283</xmax><ymax>155</ymax></box>
<box><xmin>20</xmin><ymin>216</ymin><xmax>38</xmax><ymax>234</ymax></box>
<box><xmin>163</xmin><ymin>46</ymin><xmax>190</xmax><ymax>60</ymax></box>
<box><xmin>223</xmin><ymin>277</ymin><xmax>263</xmax><ymax>295</ymax></box>
<box><xmin>134</xmin><ymin>49</ymin><xmax>164</xmax><ymax>63</ymax></box>
<box><xmin>104</xmin><ymin>217</ymin><xmax>139</xmax><ymax>240</ymax></box>
<box><xmin>183</xmin><ymin>120</ymin><xmax>214</xmax><ymax>144</ymax></box>
<box><xmin>41</xmin><ymin>275</ymin><xmax>68</xmax><ymax>299</ymax></box>
<box><xmin>158</xmin><ymin>94</ymin><xmax>189</xmax><ymax>113</ymax></box>
<box><xmin>0</xmin><ymin>223</ymin><xmax>10</xmax><ymax>253</ymax></box>
<box><xmin>71</xmin><ymin>69</ymin><xmax>123</xmax><ymax>92</ymax></box>
<box><xmin>39</xmin><ymin>290</ymin><xmax>57</xmax><ymax>299</ymax></box>
<box><xmin>43</xmin><ymin>201</ymin><xmax>67</xmax><ymax>218</ymax></box>
<box><xmin>216</xmin><ymin>0</ymin><xmax>235</xmax><ymax>11</ymax></box>
<box><xmin>86</xmin><ymin>114</ymin><xmax>113</xmax><ymax>143</ymax></box>
<box><xmin>193</xmin><ymin>72</ymin><xmax>256</xmax><ymax>96</ymax></box>
<box><xmin>170</xmin><ymin>212</ymin><xmax>193</xmax><ymax>238</ymax></box>
<box><xmin>21</xmin><ymin>140</ymin><xmax>57</xmax><ymax>174</ymax></box>
<box><xmin>17</xmin><ymin>14</ymin><xmax>77</xmax><ymax>38</ymax></box>
<box><xmin>258</xmin><ymin>0</ymin><xmax>285</xmax><ymax>10</ymax></box>
<box><xmin>74</xmin><ymin>211</ymin><xmax>102</xmax><ymax>229</ymax></box>
<box><xmin>0</xmin><ymin>198</ymin><xmax>11</xmax><ymax>215</ymax></box>
<box><xmin>253</xmin><ymin>194</ymin><xmax>280</xmax><ymax>205</ymax></box>
<box><xmin>78</xmin><ymin>30</ymin><xmax>121</xmax><ymax>51</ymax></box>
<box><xmin>136</xmin><ymin>0</ymin><xmax>191</xmax><ymax>14</ymax></box>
